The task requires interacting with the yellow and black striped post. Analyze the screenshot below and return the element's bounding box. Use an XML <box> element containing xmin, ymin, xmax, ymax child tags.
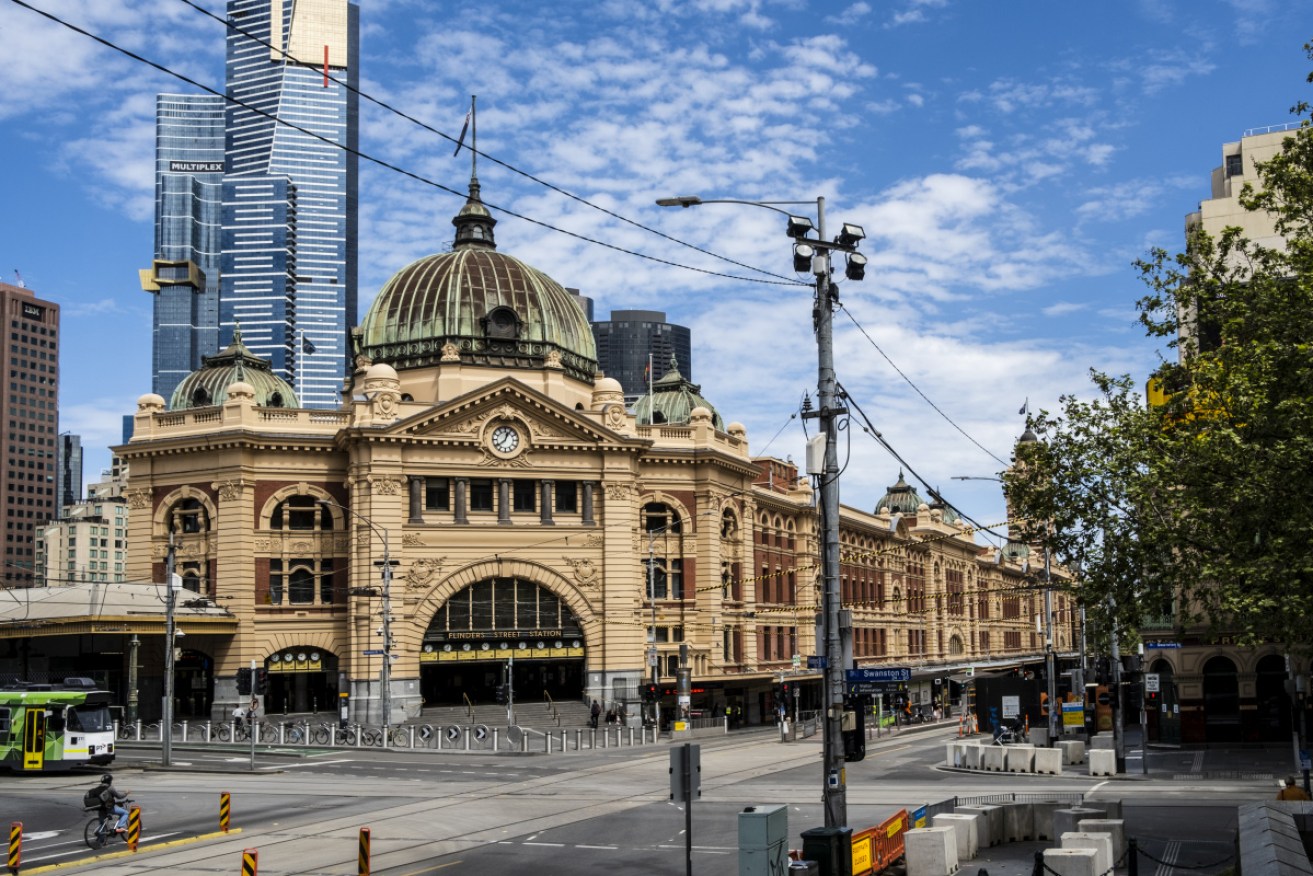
<box><xmin>8</xmin><ymin>821</ymin><xmax>20</xmax><ymax>875</ymax></box>
<box><xmin>241</xmin><ymin>848</ymin><xmax>258</xmax><ymax>875</ymax></box>
<box><xmin>126</xmin><ymin>805</ymin><xmax>141</xmax><ymax>852</ymax></box>
<box><xmin>358</xmin><ymin>826</ymin><xmax>370</xmax><ymax>876</ymax></box>
<box><xmin>220</xmin><ymin>792</ymin><xmax>231</xmax><ymax>833</ymax></box>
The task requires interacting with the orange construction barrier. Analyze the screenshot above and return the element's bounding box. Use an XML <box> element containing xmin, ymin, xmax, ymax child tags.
<box><xmin>849</xmin><ymin>808</ymin><xmax>909</xmax><ymax>875</ymax></box>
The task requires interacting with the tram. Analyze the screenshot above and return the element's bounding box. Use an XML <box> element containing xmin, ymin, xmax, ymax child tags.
<box><xmin>0</xmin><ymin>679</ymin><xmax>116</xmax><ymax>772</ymax></box>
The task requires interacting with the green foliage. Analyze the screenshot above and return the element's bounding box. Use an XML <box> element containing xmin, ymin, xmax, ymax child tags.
<box><xmin>1008</xmin><ymin>43</ymin><xmax>1313</xmax><ymax>651</ymax></box>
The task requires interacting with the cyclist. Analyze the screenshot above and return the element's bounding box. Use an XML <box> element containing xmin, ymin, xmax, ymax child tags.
<box><xmin>94</xmin><ymin>774</ymin><xmax>130</xmax><ymax>833</ymax></box>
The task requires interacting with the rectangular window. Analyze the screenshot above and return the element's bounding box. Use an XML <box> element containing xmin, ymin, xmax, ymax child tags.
<box><xmin>1225</xmin><ymin>153</ymin><xmax>1243</xmax><ymax>176</ymax></box>
<box><xmin>425</xmin><ymin>478</ymin><xmax>449</xmax><ymax>511</ymax></box>
<box><xmin>513</xmin><ymin>480</ymin><xmax>536</xmax><ymax>513</ymax></box>
<box><xmin>469</xmin><ymin>479</ymin><xmax>494</xmax><ymax>512</ymax></box>
<box><xmin>319</xmin><ymin>558</ymin><xmax>335</xmax><ymax>604</ymax></box>
<box><xmin>555</xmin><ymin>481</ymin><xmax>578</xmax><ymax>513</ymax></box>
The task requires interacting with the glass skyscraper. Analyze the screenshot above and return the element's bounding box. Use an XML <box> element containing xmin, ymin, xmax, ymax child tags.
<box><xmin>146</xmin><ymin>0</ymin><xmax>359</xmax><ymax>409</ymax></box>
<box><xmin>142</xmin><ymin>94</ymin><xmax>225</xmax><ymax>402</ymax></box>
<box><xmin>591</xmin><ymin>309</ymin><xmax>693</xmax><ymax>405</ymax></box>
<box><xmin>220</xmin><ymin>0</ymin><xmax>360</xmax><ymax>408</ymax></box>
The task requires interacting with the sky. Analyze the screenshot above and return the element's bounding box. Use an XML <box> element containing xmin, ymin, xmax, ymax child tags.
<box><xmin>1</xmin><ymin>0</ymin><xmax>1309</xmax><ymax>544</ymax></box>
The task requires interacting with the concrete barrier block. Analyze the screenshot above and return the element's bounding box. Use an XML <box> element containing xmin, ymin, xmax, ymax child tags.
<box><xmin>955</xmin><ymin>804</ymin><xmax>1003</xmax><ymax>847</ymax></box>
<box><xmin>1001</xmin><ymin>801</ymin><xmax>1034</xmax><ymax>841</ymax></box>
<box><xmin>904</xmin><ymin>826</ymin><xmax>959</xmax><ymax>876</ymax></box>
<box><xmin>1033</xmin><ymin>747</ymin><xmax>1063</xmax><ymax>775</ymax></box>
<box><xmin>1044</xmin><ymin>847</ymin><xmax>1099</xmax><ymax>876</ymax></box>
<box><xmin>1058</xmin><ymin>739</ymin><xmax>1086</xmax><ymax>764</ymax></box>
<box><xmin>932</xmin><ymin>812</ymin><xmax>980</xmax><ymax>861</ymax></box>
<box><xmin>980</xmin><ymin>745</ymin><xmax>1006</xmax><ymax>771</ymax></box>
<box><xmin>1077</xmin><ymin>819</ymin><xmax>1125</xmax><ymax>859</ymax></box>
<box><xmin>1090</xmin><ymin>731</ymin><xmax>1115</xmax><ymax>750</ymax></box>
<box><xmin>1054</xmin><ymin>808</ymin><xmax>1106</xmax><ymax>840</ymax></box>
<box><xmin>1061</xmin><ymin>831</ymin><xmax>1113</xmax><ymax>876</ymax></box>
<box><xmin>961</xmin><ymin>742</ymin><xmax>983</xmax><ymax>769</ymax></box>
<box><xmin>1006</xmin><ymin>745</ymin><xmax>1036</xmax><ymax>772</ymax></box>
<box><xmin>1032</xmin><ymin>801</ymin><xmax>1064</xmax><ymax>841</ymax></box>
<box><xmin>1089</xmin><ymin>749</ymin><xmax>1117</xmax><ymax>776</ymax></box>
<box><xmin>1097</xmin><ymin>800</ymin><xmax>1123</xmax><ymax>821</ymax></box>
<box><xmin>945</xmin><ymin>741</ymin><xmax>963</xmax><ymax>767</ymax></box>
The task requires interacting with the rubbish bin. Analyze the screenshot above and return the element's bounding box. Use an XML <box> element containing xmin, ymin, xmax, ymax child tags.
<box><xmin>800</xmin><ymin>826</ymin><xmax>852</xmax><ymax>876</ymax></box>
<box><xmin>788</xmin><ymin>861</ymin><xmax>820</xmax><ymax>875</ymax></box>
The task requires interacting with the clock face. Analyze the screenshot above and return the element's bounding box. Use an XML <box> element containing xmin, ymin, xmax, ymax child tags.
<box><xmin>491</xmin><ymin>424</ymin><xmax>520</xmax><ymax>454</ymax></box>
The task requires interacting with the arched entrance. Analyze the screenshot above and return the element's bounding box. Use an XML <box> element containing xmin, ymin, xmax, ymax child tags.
<box><xmin>263</xmin><ymin>649</ymin><xmax>339</xmax><ymax>716</ymax></box>
<box><xmin>421</xmin><ymin>577</ymin><xmax>585</xmax><ymax>705</ymax></box>
<box><xmin>1254</xmin><ymin>653</ymin><xmax>1290</xmax><ymax>743</ymax></box>
<box><xmin>1203</xmin><ymin>655</ymin><xmax>1241</xmax><ymax>743</ymax></box>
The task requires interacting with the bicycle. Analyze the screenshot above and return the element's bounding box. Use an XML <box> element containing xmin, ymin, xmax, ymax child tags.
<box><xmin>215</xmin><ymin>721</ymin><xmax>254</xmax><ymax>743</ymax></box>
<box><xmin>83</xmin><ymin>800</ymin><xmax>133</xmax><ymax>850</ymax></box>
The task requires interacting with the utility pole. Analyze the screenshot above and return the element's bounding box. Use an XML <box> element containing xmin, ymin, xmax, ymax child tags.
<box><xmin>162</xmin><ymin>533</ymin><xmax>177</xmax><ymax>766</ymax></box>
<box><xmin>126</xmin><ymin>634</ymin><xmax>139</xmax><ymax>723</ymax></box>
<box><xmin>1044</xmin><ymin>547</ymin><xmax>1058</xmax><ymax>745</ymax></box>
<box><xmin>378</xmin><ymin>534</ymin><xmax>394</xmax><ymax>741</ymax></box>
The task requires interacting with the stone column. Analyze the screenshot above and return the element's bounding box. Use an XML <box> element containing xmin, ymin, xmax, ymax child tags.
<box><xmin>582</xmin><ymin>481</ymin><xmax>596</xmax><ymax>525</ymax></box>
<box><xmin>498</xmin><ymin>479</ymin><xmax>512</xmax><ymax>525</ymax></box>
<box><xmin>540</xmin><ymin>480</ymin><xmax>555</xmax><ymax>526</ymax></box>
<box><xmin>454</xmin><ymin>478</ymin><xmax>469</xmax><ymax>525</ymax></box>
<box><xmin>408</xmin><ymin>477</ymin><xmax>423</xmax><ymax>523</ymax></box>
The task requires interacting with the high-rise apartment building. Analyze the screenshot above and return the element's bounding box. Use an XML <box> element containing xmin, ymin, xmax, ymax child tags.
<box><xmin>141</xmin><ymin>94</ymin><xmax>225</xmax><ymax>402</ymax></box>
<box><xmin>0</xmin><ymin>282</ymin><xmax>60</xmax><ymax>587</ymax></box>
<box><xmin>56</xmin><ymin>432</ymin><xmax>83</xmax><ymax>514</ymax></box>
<box><xmin>220</xmin><ymin>0</ymin><xmax>360</xmax><ymax>407</ymax></box>
<box><xmin>35</xmin><ymin>494</ymin><xmax>129</xmax><ymax>587</ymax></box>
<box><xmin>145</xmin><ymin>1</ymin><xmax>359</xmax><ymax>409</ymax></box>
<box><xmin>591</xmin><ymin>309</ymin><xmax>692</xmax><ymax>404</ymax></box>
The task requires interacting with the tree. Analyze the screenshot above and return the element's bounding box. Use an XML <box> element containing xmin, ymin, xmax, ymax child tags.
<box><xmin>1011</xmin><ymin>41</ymin><xmax>1313</xmax><ymax>651</ymax></box>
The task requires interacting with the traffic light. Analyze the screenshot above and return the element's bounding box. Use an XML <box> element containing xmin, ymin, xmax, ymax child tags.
<box><xmin>843</xmin><ymin>699</ymin><xmax>866</xmax><ymax>762</ymax></box>
<box><xmin>641</xmin><ymin>682</ymin><xmax>658</xmax><ymax>703</ymax></box>
<box><xmin>254</xmin><ymin>668</ymin><xmax>269</xmax><ymax>695</ymax></box>
<box><xmin>236</xmin><ymin>667</ymin><xmax>252</xmax><ymax>695</ymax></box>
<box><xmin>780</xmin><ymin>681</ymin><xmax>792</xmax><ymax>700</ymax></box>
<box><xmin>494</xmin><ymin>684</ymin><xmax>508</xmax><ymax>705</ymax></box>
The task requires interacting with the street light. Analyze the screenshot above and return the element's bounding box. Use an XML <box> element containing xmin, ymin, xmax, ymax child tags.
<box><xmin>318</xmin><ymin>499</ymin><xmax>395</xmax><ymax>740</ymax></box>
<box><xmin>657</xmin><ymin>192</ymin><xmax>865</xmax><ymax>829</ymax></box>
<box><xmin>953</xmin><ymin>470</ymin><xmax>1060</xmax><ymax>746</ymax></box>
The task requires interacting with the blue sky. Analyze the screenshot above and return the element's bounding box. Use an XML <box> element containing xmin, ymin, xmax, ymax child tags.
<box><xmin>1</xmin><ymin>0</ymin><xmax>1309</xmax><ymax>541</ymax></box>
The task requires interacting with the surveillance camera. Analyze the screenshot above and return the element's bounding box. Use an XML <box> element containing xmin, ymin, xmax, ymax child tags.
<box><xmin>375</xmin><ymin>627</ymin><xmax>384</xmax><ymax>635</ymax></box>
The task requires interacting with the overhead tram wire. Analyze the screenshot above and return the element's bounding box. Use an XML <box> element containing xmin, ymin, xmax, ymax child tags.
<box><xmin>838</xmin><ymin>303</ymin><xmax>1012</xmax><ymax>469</ymax></box>
<box><xmin>173</xmin><ymin>0</ymin><xmax>802</xmax><ymax>287</ymax></box>
<box><xmin>10</xmin><ymin>0</ymin><xmax>801</xmax><ymax>288</ymax></box>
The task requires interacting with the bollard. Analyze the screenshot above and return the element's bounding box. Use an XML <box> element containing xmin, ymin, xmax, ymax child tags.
<box><xmin>1031</xmin><ymin>850</ymin><xmax>1044</xmax><ymax>876</ymax></box>
<box><xmin>358</xmin><ymin>826</ymin><xmax>371</xmax><ymax>876</ymax></box>
<box><xmin>127</xmin><ymin>805</ymin><xmax>141</xmax><ymax>852</ymax></box>
<box><xmin>241</xmin><ymin>848</ymin><xmax>258</xmax><ymax>876</ymax></box>
<box><xmin>1127</xmin><ymin>837</ymin><xmax>1138</xmax><ymax>876</ymax></box>
<box><xmin>220</xmin><ymin>792</ymin><xmax>231</xmax><ymax>833</ymax></box>
<box><xmin>574</xmin><ymin>728</ymin><xmax>581</xmax><ymax>750</ymax></box>
<box><xmin>9</xmin><ymin>821</ymin><xmax>21</xmax><ymax>875</ymax></box>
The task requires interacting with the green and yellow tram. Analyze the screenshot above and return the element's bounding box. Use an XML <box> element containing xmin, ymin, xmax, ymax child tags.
<box><xmin>0</xmin><ymin>679</ymin><xmax>116</xmax><ymax>772</ymax></box>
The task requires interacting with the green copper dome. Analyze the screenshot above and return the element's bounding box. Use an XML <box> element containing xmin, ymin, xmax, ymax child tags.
<box><xmin>631</xmin><ymin>354</ymin><xmax>725</xmax><ymax>430</ymax></box>
<box><xmin>169</xmin><ymin>328</ymin><xmax>298</xmax><ymax>411</ymax></box>
<box><xmin>357</xmin><ymin>178</ymin><xmax>597</xmax><ymax>381</ymax></box>
<box><xmin>875</xmin><ymin>471</ymin><xmax>924</xmax><ymax>515</ymax></box>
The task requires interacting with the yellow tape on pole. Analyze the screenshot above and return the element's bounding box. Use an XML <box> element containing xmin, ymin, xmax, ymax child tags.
<box><xmin>242</xmin><ymin>848</ymin><xmax>258</xmax><ymax>876</ymax></box>
<box><xmin>220</xmin><ymin>792</ymin><xmax>231</xmax><ymax>833</ymax></box>
<box><xmin>358</xmin><ymin>826</ymin><xmax>371</xmax><ymax>876</ymax></box>
<box><xmin>127</xmin><ymin>805</ymin><xmax>141</xmax><ymax>852</ymax></box>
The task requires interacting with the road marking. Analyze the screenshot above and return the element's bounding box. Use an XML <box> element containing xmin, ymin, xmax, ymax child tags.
<box><xmin>1155</xmin><ymin>840</ymin><xmax>1180</xmax><ymax>876</ymax></box>
<box><xmin>259</xmin><ymin>759</ymin><xmax>354</xmax><ymax>770</ymax></box>
<box><xmin>523</xmin><ymin>842</ymin><xmax>566</xmax><ymax>847</ymax></box>
<box><xmin>575</xmin><ymin>844</ymin><xmax>617</xmax><ymax>850</ymax></box>
<box><xmin>396</xmin><ymin>860</ymin><xmax>462</xmax><ymax>875</ymax></box>
<box><xmin>21</xmin><ymin>831</ymin><xmax>60</xmax><ymax>841</ymax></box>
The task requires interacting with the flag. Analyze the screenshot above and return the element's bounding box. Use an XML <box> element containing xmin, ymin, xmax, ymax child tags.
<box><xmin>453</xmin><ymin>109</ymin><xmax>471</xmax><ymax>157</ymax></box>
<box><xmin>302</xmin><ymin>336</ymin><xmax>316</xmax><ymax>354</ymax></box>
<box><xmin>1018</xmin><ymin>398</ymin><xmax>1029</xmax><ymax>416</ymax></box>
<box><xmin>644</xmin><ymin>359</ymin><xmax>651</xmax><ymax>385</ymax></box>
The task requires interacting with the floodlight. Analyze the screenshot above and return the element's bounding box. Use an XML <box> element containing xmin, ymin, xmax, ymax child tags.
<box><xmin>655</xmin><ymin>196</ymin><xmax>702</xmax><ymax>208</ymax></box>
<box><xmin>837</xmin><ymin>223</ymin><xmax>865</xmax><ymax>246</ymax></box>
<box><xmin>845</xmin><ymin>252</ymin><xmax>867</xmax><ymax>281</ymax></box>
<box><xmin>786</xmin><ymin>215</ymin><xmax>814</xmax><ymax>239</ymax></box>
<box><xmin>792</xmin><ymin>242</ymin><xmax>816</xmax><ymax>273</ymax></box>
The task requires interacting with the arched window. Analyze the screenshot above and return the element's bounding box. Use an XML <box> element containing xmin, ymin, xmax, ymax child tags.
<box><xmin>268</xmin><ymin>391</ymin><xmax>285</xmax><ymax>408</ymax></box>
<box><xmin>191</xmin><ymin>387</ymin><xmax>211</xmax><ymax>406</ymax></box>
<box><xmin>1203</xmin><ymin>656</ymin><xmax>1241</xmax><ymax>742</ymax></box>
<box><xmin>270</xmin><ymin>495</ymin><xmax>332</xmax><ymax>531</ymax></box>
<box><xmin>643</xmin><ymin>502</ymin><xmax>682</xmax><ymax>535</ymax></box>
<box><xmin>949</xmin><ymin>634</ymin><xmax>964</xmax><ymax>656</ymax></box>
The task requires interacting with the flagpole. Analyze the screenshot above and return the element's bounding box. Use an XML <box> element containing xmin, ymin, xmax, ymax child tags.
<box><xmin>470</xmin><ymin>94</ymin><xmax>477</xmax><ymax>179</ymax></box>
<box><xmin>648</xmin><ymin>352</ymin><xmax>653</xmax><ymax>423</ymax></box>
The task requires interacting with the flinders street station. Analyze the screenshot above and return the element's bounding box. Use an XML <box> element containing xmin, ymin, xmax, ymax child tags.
<box><xmin>2</xmin><ymin>180</ymin><xmax>1074</xmax><ymax>727</ymax></box>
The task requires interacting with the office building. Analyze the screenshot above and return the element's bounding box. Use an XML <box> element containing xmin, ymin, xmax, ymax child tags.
<box><xmin>219</xmin><ymin>0</ymin><xmax>360</xmax><ymax>408</ymax></box>
<box><xmin>56</xmin><ymin>432</ymin><xmax>83</xmax><ymax>514</ymax></box>
<box><xmin>35</xmin><ymin>494</ymin><xmax>129</xmax><ymax>588</ymax></box>
<box><xmin>141</xmin><ymin>94</ymin><xmax>226</xmax><ymax>403</ymax></box>
<box><xmin>591</xmin><ymin>309</ymin><xmax>692</xmax><ymax>404</ymax></box>
<box><xmin>0</xmin><ymin>282</ymin><xmax>60</xmax><ymax>587</ymax></box>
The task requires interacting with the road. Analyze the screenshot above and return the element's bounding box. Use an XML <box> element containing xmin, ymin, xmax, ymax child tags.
<box><xmin>0</xmin><ymin>724</ymin><xmax>1286</xmax><ymax>875</ymax></box>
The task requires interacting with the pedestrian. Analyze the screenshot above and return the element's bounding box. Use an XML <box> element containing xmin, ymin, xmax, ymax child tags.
<box><xmin>232</xmin><ymin>702</ymin><xmax>246</xmax><ymax>727</ymax></box>
<box><xmin>247</xmin><ymin>698</ymin><xmax>259</xmax><ymax>727</ymax></box>
<box><xmin>1278</xmin><ymin>776</ymin><xmax>1310</xmax><ymax>800</ymax></box>
<box><xmin>606</xmin><ymin>706</ymin><xmax>616</xmax><ymax>725</ymax></box>
<box><xmin>590</xmin><ymin>699</ymin><xmax>600</xmax><ymax>729</ymax></box>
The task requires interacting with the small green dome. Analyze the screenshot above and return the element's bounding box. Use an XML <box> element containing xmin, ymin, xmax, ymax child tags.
<box><xmin>876</xmin><ymin>471</ymin><xmax>923</xmax><ymax>515</ymax></box>
<box><xmin>631</xmin><ymin>354</ymin><xmax>725</xmax><ymax>430</ymax></box>
<box><xmin>170</xmin><ymin>329</ymin><xmax>298</xmax><ymax>410</ymax></box>
<box><xmin>356</xmin><ymin>179</ymin><xmax>597</xmax><ymax>381</ymax></box>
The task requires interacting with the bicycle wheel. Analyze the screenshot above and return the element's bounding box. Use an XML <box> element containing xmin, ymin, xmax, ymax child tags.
<box><xmin>361</xmin><ymin>728</ymin><xmax>380</xmax><ymax>746</ymax></box>
<box><xmin>311</xmin><ymin>725</ymin><xmax>330</xmax><ymax>744</ymax></box>
<box><xmin>216</xmin><ymin>725</ymin><xmax>232</xmax><ymax>742</ymax></box>
<box><xmin>260</xmin><ymin>724</ymin><xmax>279</xmax><ymax>743</ymax></box>
<box><xmin>84</xmin><ymin>818</ymin><xmax>107</xmax><ymax>850</ymax></box>
<box><xmin>286</xmin><ymin>725</ymin><xmax>304</xmax><ymax>744</ymax></box>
